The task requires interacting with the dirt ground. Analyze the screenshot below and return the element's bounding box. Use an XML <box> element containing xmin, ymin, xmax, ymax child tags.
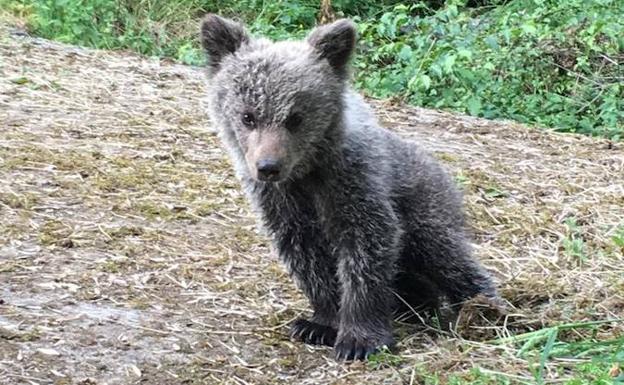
<box><xmin>1</xmin><ymin>25</ymin><xmax>623</xmax><ymax>385</ymax></box>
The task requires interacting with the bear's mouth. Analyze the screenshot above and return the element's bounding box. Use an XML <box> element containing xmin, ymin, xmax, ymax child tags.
<box><xmin>248</xmin><ymin>162</ymin><xmax>291</xmax><ymax>183</ymax></box>
<box><xmin>256</xmin><ymin>172</ymin><xmax>283</xmax><ymax>183</ymax></box>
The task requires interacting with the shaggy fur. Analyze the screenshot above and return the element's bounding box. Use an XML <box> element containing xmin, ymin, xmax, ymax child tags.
<box><xmin>200</xmin><ymin>15</ymin><xmax>498</xmax><ymax>361</ymax></box>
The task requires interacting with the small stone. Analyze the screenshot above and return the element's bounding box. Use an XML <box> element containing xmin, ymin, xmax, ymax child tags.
<box><xmin>37</xmin><ymin>348</ymin><xmax>61</xmax><ymax>356</ymax></box>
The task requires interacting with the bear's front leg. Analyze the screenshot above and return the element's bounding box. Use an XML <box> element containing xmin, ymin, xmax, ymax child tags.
<box><xmin>275</xmin><ymin>230</ymin><xmax>341</xmax><ymax>347</ymax></box>
<box><xmin>333</xmin><ymin>209</ymin><xmax>401</xmax><ymax>361</ymax></box>
<box><xmin>287</xmin><ymin>257</ymin><xmax>340</xmax><ymax>347</ymax></box>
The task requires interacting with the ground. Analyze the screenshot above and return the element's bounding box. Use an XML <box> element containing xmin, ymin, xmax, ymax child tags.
<box><xmin>0</xmin><ymin>26</ymin><xmax>623</xmax><ymax>385</ymax></box>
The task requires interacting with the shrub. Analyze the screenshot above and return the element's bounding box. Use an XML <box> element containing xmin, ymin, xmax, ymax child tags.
<box><xmin>5</xmin><ymin>0</ymin><xmax>623</xmax><ymax>138</ymax></box>
<box><xmin>354</xmin><ymin>0</ymin><xmax>623</xmax><ymax>138</ymax></box>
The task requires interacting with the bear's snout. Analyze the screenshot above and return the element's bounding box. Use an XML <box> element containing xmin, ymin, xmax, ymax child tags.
<box><xmin>256</xmin><ymin>158</ymin><xmax>282</xmax><ymax>182</ymax></box>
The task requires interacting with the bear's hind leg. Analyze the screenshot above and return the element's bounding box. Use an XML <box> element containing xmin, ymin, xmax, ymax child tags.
<box><xmin>410</xmin><ymin>233</ymin><xmax>498</xmax><ymax>307</ymax></box>
<box><xmin>393</xmin><ymin>269</ymin><xmax>442</xmax><ymax>322</ymax></box>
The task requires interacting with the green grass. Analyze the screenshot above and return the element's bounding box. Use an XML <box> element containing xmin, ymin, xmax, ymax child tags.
<box><xmin>2</xmin><ymin>0</ymin><xmax>622</xmax><ymax>138</ymax></box>
<box><xmin>407</xmin><ymin>320</ymin><xmax>624</xmax><ymax>385</ymax></box>
<box><xmin>368</xmin><ymin>320</ymin><xmax>624</xmax><ymax>384</ymax></box>
<box><xmin>492</xmin><ymin>320</ymin><xmax>624</xmax><ymax>384</ymax></box>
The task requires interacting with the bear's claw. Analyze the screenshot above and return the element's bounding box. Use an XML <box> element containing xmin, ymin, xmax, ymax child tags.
<box><xmin>289</xmin><ymin>318</ymin><xmax>337</xmax><ymax>347</ymax></box>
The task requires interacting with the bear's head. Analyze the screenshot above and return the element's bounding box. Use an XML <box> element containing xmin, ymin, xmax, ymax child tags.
<box><xmin>201</xmin><ymin>15</ymin><xmax>356</xmax><ymax>182</ymax></box>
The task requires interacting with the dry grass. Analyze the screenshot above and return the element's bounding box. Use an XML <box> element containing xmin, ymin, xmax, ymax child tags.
<box><xmin>1</xmin><ymin>24</ymin><xmax>623</xmax><ymax>384</ymax></box>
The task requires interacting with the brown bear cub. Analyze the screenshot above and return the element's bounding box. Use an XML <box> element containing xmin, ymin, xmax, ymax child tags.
<box><xmin>200</xmin><ymin>15</ymin><xmax>498</xmax><ymax>361</ymax></box>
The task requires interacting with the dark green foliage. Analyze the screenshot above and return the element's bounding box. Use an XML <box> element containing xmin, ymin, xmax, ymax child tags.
<box><xmin>7</xmin><ymin>0</ymin><xmax>623</xmax><ymax>137</ymax></box>
<box><xmin>354</xmin><ymin>0</ymin><xmax>623</xmax><ymax>138</ymax></box>
<box><xmin>18</xmin><ymin>0</ymin><xmax>208</xmax><ymax>64</ymax></box>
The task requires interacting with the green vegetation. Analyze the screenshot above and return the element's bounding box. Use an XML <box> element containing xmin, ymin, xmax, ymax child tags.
<box><xmin>401</xmin><ymin>320</ymin><xmax>624</xmax><ymax>385</ymax></box>
<box><xmin>563</xmin><ymin>218</ymin><xmax>588</xmax><ymax>265</ymax></box>
<box><xmin>613</xmin><ymin>225</ymin><xmax>624</xmax><ymax>249</ymax></box>
<box><xmin>2</xmin><ymin>0</ymin><xmax>622</xmax><ymax>137</ymax></box>
<box><xmin>493</xmin><ymin>320</ymin><xmax>624</xmax><ymax>385</ymax></box>
<box><xmin>354</xmin><ymin>0</ymin><xmax>623</xmax><ymax>139</ymax></box>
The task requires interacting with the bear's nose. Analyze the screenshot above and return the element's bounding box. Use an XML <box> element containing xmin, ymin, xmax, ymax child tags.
<box><xmin>256</xmin><ymin>159</ymin><xmax>282</xmax><ymax>181</ymax></box>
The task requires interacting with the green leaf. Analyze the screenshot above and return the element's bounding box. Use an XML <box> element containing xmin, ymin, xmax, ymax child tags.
<box><xmin>442</xmin><ymin>55</ymin><xmax>456</xmax><ymax>74</ymax></box>
<box><xmin>484</xmin><ymin>186</ymin><xmax>506</xmax><ymax>198</ymax></box>
<box><xmin>612</xmin><ymin>226</ymin><xmax>624</xmax><ymax>248</ymax></box>
<box><xmin>485</xmin><ymin>35</ymin><xmax>500</xmax><ymax>50</ymax></box>
<box><xmin>521</xmin><ymin>22</ymin><xmax>538</xmax><ymax>36</ymax></box>
<box><xmin>11</xmin><ymin>77</ymin><xmax>29</xmax><ymax>85</ymax></box>
<box><xmin>430</xmin><ymin>64</ymin><xmax>443</xmax><ymax>78</ymax></box>
<box><xmin>457</xmin><ymin>48</ymin><xmax>472</xmax><ymax>60</ymax></box>
<box><xmin>467</xmin><ymin>97</ymin><xmax>482</xmax><ymax>116</ymax></box>
<box><xmin>537</xmin><ymin>328</ymin><xmax>558</xmax><ymax>385</ymax></box>
<box><xmin>421</xmin><ymin>74</ymin><xmax>431</xmax><ymax>90</ymax></box>
<box><xmin>398</xmin><ymin>45</ymin><xmax>413</xmax><ymax>62</ymax></box>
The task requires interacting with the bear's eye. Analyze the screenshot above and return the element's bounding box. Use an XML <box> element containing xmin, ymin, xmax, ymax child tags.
<box><xmin>284</xmin><ymin>113</ymin><xmax>303</xmax><ymax>131</ymax></box>
<box><xmin>241</xmin><ymin>112</ymin><xmax>256</xmax><ymax>128</ymax></box>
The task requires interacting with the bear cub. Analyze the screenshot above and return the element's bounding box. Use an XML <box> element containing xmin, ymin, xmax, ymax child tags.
<box><xmin>201</xmin><ymin>15</ymin><xmax>498</xmax><ymax>361</ymax></box>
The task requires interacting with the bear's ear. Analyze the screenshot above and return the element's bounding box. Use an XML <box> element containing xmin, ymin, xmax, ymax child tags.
<box><xmin>200</xmin><ymin>14</ymin><xmax>250</xmax><ymax>73</ymax></box>
<box><xmin>307</xmin><ymin>19</ymin><xmax>356</xmax><ymax>75</ymax></box>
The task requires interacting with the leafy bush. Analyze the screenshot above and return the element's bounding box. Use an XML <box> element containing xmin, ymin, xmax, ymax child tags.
<box><xmin>20</xmin><ymin>0</ymin><xmax>207</xmax><ymax>64</ymax></box>
<box><xmin>4</xmin><ymin>0</ymin><xmax>623</xmax><ymax>138</ymax></box>
<box><xmin>354</xmin><ymin>0</ymin><xmax>623</xmax><ymax>138</ymax></box>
